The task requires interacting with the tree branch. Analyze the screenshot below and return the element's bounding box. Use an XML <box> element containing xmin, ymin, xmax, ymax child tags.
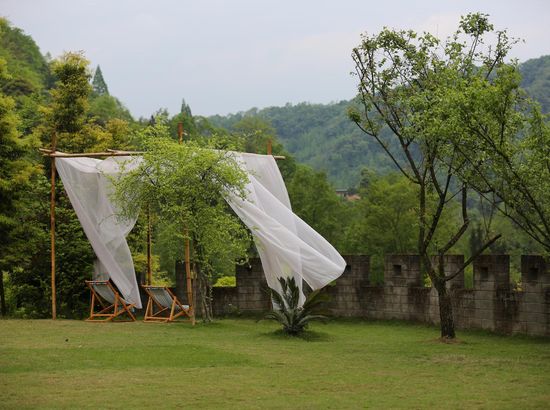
<box><xmin>444</xmin><ymin>233</ymin><xmax>502</xmax><ymax>282</ymax></box>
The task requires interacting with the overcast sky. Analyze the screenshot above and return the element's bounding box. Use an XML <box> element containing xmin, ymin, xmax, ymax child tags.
<box><xmin>3</xmin><ymin>1</ymin><xmax>549</xmax><ymax>118</ymax></box>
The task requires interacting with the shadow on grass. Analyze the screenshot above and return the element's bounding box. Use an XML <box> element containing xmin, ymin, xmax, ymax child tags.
<box><xmin>260</xmin><ymin>328</ymin><xmax>332</xmax><ymax>342</ymax></box>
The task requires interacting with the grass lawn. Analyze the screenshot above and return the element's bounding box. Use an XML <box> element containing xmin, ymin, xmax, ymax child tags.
<box><xmin>0</xmin><ymin>318</ymin><xmax>549</xmax><ymax>409</ymax></box>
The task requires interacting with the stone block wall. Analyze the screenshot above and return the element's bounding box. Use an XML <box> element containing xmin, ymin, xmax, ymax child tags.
<box><xmin>325</xmin><ymin>255</ymin><xmax>370</xmax><ymax>317</ymax></box>
<box><xmin>212</xmin><ymin>254</ymin><xmax>550</xmax><ymax>337</ymax></box>
<box><xmin>212</xmin><ymin>258</ymin><xmax>269</xmax><ymax>316</ymax></box>
<box><xmin>515</xmin><ymin>255</ymin><xmax>550</xmax><ymax>335</ymax></box>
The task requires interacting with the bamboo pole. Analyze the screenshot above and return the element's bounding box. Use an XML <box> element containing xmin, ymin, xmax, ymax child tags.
<box><xmin>146</xmin><ymin>206</ymin><xmax>152</xmax><ymax>285</ymax></box>
<box><xmin>50</xmin><ymin>132</ymin><xmax>57</xmax><ymax>320</ymax></box>
<box><xmin>184</xmin><ymin>227</ymin><xmax>194</xmax><ymax>325</ymax></box>
<box><xmin>41</xmin><ymin>151</ymin><xmax>145</xmax><ymax>158</ymax></box>
<box><xmin>0</xmin><ymin>268</ymin><xmax>6</xmax><ymax>316</ymax></box>
<box><xmin>178</xmin><ymin>122</ymin><xmax>195</xmax><ymax>325</ymax></box>
<box><xmin>267</xmin><ymin>139</ymin><xmax>272</xmax><ymax>155</ymax></box>
<box><xmin>39</xmin><ymin>148</ymin><xmax>285</xmax><ymax>160</ymax></box>
<box><xmin>177</xmin><ymin>122</ymin><xmax>184</xmax><ymax>145</ymax></box>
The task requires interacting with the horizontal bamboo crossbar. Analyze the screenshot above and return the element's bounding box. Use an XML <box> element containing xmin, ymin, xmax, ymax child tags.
<box><xmin>39</xmin><ymin>148</ymin><xmax>285</xmax><ymax>160</ymax></box>
<box><xmin>40</xmin><ymin>150</ymin><xmax>145</xmax><ymax>158</ymax></box>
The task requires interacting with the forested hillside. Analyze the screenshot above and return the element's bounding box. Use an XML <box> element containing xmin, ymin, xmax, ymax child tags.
<box><xmin>210</xmin><ymin>56</ymin><xmax>550</xmax><ymax>188</ymax></box>
<box><xmin>520</xmin><ymin>55</ymin><xmax>550</xmax><ymax>113</ymax></box>
<box><xmin>0</xmin><ymin>20</ymin><xmax>51</xmax><ymax>95</ymax></box>
<box><xmin>210</xmin><ymin>101</ymin><xmax>394</xmax><ymax>188</ymax></box>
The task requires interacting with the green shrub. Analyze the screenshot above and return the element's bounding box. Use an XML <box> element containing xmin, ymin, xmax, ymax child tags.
<box><xmin>263</xmin><ymin>276</ymin><xmax>329</xmax><ymax>336</ymax></box>
<box><xmin>214</xmin><ymin>276</ymin><xmax>236</xmax><ymax>287</ymax></box>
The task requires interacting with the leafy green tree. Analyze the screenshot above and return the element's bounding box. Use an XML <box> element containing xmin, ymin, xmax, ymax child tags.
<box><xmin>343</xmin><ymin>173</ymin><xmax>418</xmax><ymax>280</ymax></box>
<box><xmin>437</xmin><ymin>61</ymin><xmax>550</xmax><ymax>253</ymax></box>
<box><xmin>231</xmin><ymin>116</ymin><xmax>297</xmax><ymax>179</ymax></box>
<box><xmin>0</xmin><ymin>56</ymin><xmax>42</xmax><ymax>315</ymax></box>
<box><xmin>350</xmin><ymin>13</ymin><xmax>506</xmax><ymax>338</ymax></box>
<box><xmin>40</xmin><ymin>52</ymin><xmax>132</xmax><ymax>152</ymax></box>
<box><xmin>112</xmin><ymin>123</ymin><xmax>252</xmax><ymax>321</ymax></box>
<box><xmin>88</xmin><ymin>94</ymin><xmax>132</xmax><ymax>126</ymax></box>
<box><xmin>91</xmin><ymin>65</ymin><xmax>109</xmax><ymax>96</ymax></box>
<box><xmin>7</xmin><ymin>51</ymin><xmax>136</xmax><ymax>318</ymax></box>
<box><xmin>168</xmin><ymin>110</ymin><xmax>198</xmax><ymax>142</ymax></box>
<box><xmin>287</xmin><ymin>164</ymin><xmax>346</xmax><ymax>247</ymax></box>
<box><xmin>233</xmin><ymin>116</ymin><xmax>277</xmax><ymax>153</ymax></box>
<box><xmin>180</xmin><ymin>98</ymin><xmax>192</xmax><ymax>117</ymax></box>
<box><xmin>48</xmin><ymin>52</ymin><xmax>91</xmax><ymax>138</ymax></box>
<box><xmin>343</xmin><ymin>172</ymin><xmax>463</xmax><ymax>283</ymax></box>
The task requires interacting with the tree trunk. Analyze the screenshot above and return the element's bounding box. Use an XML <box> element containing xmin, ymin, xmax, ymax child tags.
<box><xmin>434</xmin><ymin>279</ymin><xmax>455</xmax><ymax>339</ymax></box>
<box><xmin>175</xmin><ymin>260</ymin><xmax>186</xmax><ymax>302</ymax></box>
<box><xmin>197</xmin><ymin>272</ymin><xmax>212</xmax><ymax>322</ymax></box>
<box><xmin>0</xmin><ymin>270</ymin><xmax>6</xmax><ymax>316</ymax></box>
<box><xmin>207</xmin><ymin>284</ymin><xmax>213</xmax><ymax>319</ymax></box>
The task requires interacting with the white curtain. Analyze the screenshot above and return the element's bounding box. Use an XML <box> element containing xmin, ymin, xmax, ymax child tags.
<box><xmin>56</xmin><ymin>156</ymin><xmax>142</xmax><ymax>308</ymax></box>
<box><xmin>227</xmin><ymin>153</ymin><xmax>345</xmax><ymax>303</ymax></box>
<box><xmin>56</xmin><ymin>153</ymin><xmax>345</xmax><ymax>308</ymax></box>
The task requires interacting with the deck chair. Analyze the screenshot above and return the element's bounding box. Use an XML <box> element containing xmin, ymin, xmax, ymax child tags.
<box><xmin>142</xmin><ymin>285</ymin><xmax>192</xmax><ymax>323</ymax></box>
<box><xmin>85</xmin><ymin>280</ymin><xmax>136</xmax><ymax>322</ymax></box>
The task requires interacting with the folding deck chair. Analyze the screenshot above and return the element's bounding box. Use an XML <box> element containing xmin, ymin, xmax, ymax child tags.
<box><xmin>142</xmin><ymin>285</ymin><xmax>192</xmax><ymax>323</ymax></box>
<box><xmin>85</xmin><ymin>280</ymin><xmax>136</xmax><ymax>322</ymax></box>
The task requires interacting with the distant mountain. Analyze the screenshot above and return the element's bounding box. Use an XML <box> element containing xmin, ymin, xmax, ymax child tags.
<box><xmin>210</xmin><ymin>101</ymin><xmax>394</xmax><ymax>188</ymax></box>
<box><xmin>520</xmin><ymin>55</ymin><xmax>550</xmax><ymax>113</ymax></box>
<box><xmin>210</xmin><ymin>56</ymin><xmax>550</xmax><ymax>188</ymax></box>
<box><xmin>0</xmin><ymin>17</ymin><xmax>51</xmax><ymax>97</ymax></box>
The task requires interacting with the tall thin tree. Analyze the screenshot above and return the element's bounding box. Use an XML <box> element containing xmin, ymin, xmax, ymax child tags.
<box><xmin>92</xmin><ymin>65</ymin><xmax>109</xmax><ymax>96</ymax></box>
<box><xmin>350</xmin><ymin>13</ymin><xmax>507</xmax><ymax>338</ymax></box>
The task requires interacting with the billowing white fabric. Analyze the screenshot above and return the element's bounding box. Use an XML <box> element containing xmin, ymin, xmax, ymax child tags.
<box><xmin>56</xmin><ymin>153</ymin><xmax>345</xmax><ymax>308</ymax></box>
<box><xmin>227</xmin><ymin>153</ymin><xmax>345</xmax><ymax>303</ymax></box>
<box><xmin>56</xmin><ymin>156</ymin><xmax>142</xmax><ymax>308</ymax></box>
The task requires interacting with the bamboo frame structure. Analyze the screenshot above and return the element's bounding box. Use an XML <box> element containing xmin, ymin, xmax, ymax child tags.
<box><xmin>43</xmin><ymin>132</ymin><xmax>284</xmax><ymax>321</ymax></box>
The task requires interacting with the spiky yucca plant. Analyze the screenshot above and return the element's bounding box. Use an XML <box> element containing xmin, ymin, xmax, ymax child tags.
<box><xmin>263</xmin><ymin>276</ymin><xmax>329</xmax><ymax>336</ymax></box>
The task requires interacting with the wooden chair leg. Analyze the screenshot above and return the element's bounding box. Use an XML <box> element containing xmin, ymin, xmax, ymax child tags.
<box><xmin>169</xmin><ymin>300</ymin><xmax>177</xmax><ymax>321</ymax></box>
<box><xmin>144</xmin><ymin>297</ymin><xmax>152</xmax><ymax>321</ymax></box>
<box><xmin>124</xmin><ymin>303</ymin><xmax>136</xmax><ymax>321</ymax></box>
<box><xmin>88</xmin><ymin>292</ymin><xmax>95</xmax><ymax>320</ymax></box>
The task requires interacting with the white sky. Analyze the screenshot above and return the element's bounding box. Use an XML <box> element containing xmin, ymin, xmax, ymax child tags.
<box><xmin>3</xmin><ymin>0</ymin><xmax>549</xmax><ymax>118</ymax></box>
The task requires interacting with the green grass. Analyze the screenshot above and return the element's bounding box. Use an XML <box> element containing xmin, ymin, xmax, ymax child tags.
<box><xmin>0</xmin><ymin>319</ymin><xmax>548</xmax><ymax>409</ymax></box>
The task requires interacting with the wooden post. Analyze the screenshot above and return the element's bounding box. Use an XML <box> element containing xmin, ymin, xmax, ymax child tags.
<box><xmin>184</xmin><ymin>227</ymin><xmax>194</xmax><ymax>325</ymax></box>
<box><xmin>178</xmin><ymin>122</ymin><xmax>195</xmax><ymax>325</ymax></box>
<box><xmin>146</xmin><ymin>206</ymin><xmax>152</xmax><ymax>285</ymax></box>
<box><xmin>267</xmin><ymin>139</ymin><xmax>272</xmax><ymax>155</ymax></box>
<box><xmin>50</xmin><ymin>132</ymin><xmax>57</xmax><ymax>320</ymax></box>
<box><xmin>177</xmin><ymin>122</ymin><xmax>184</xmax><ymax>145</ymax></box>
<box><xmin>0</xmin><ymin>270</ymin><xmax>6</xmax><ymax>316</ymax></box>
